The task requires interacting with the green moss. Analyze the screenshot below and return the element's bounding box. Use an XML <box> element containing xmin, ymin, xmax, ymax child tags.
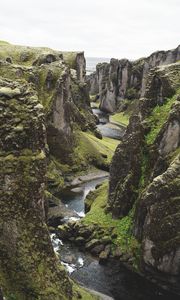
<box><xmin>36</xmin><ymin>64</ymin><xmax>64</xmax><ymax>112</ymax></box>
<box><xmin>72</xmin><ymin>131</ymin><xmax>119</xmax><ymax>170</ymax></box>
<box><xmin>83</xmin><ymin>182</ymin><xmax>140</xmax><ymax>259</ymax></box>
<box><xmin>110</xmin><ymin>112</ymin><xmax>129</xmax><ymax>126</ymax></box>
<box><xmin>139</xmin><ymin>149</ymin><xmax>150</xmax><ymax>189</ymax></box>
<box><xmin>0</xmin><ymin>42</ymin><xmax>79</xmax><ymax>71</ymax></box>
<box><xmin>126</xmin><ymin>87</ymin><xmax>138</xmax><ymax>100</ymax></box>
<box><xmin>72</xmin><ymin>283</ymin><xmax>99</xmax><ymax>300</ymax></box>
<box><xmin>90</xmin><ymin>101</ymin><xmax>99</xmax><ymax>108</ymax></box>
<box><xmin>145</xmin><ymin>93</ymin><xmax>178</xmax><ymax>145</ymax></box>
<box><xmin>0</xmin><ymin>40</ymin><xmax>10</xmax><ymax>45</ymax></box>
<box><xmin>61</xmin><ymin>52</ymin><xmax>77</xmax><ymax>69</ymax></box>
<box><xmin>47</xmin><ymin>157</ymin><xmax>67</xmax><ymax>190</ymax></box>
<box><xmin>168</xmin><ymin>147</ymin><xmax>180</xmax><ymax>163</ymax></box>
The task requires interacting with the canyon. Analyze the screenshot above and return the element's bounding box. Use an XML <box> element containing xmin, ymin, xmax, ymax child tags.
<box><xmin>88</xmin><ymin>45</ymin><xmax>180</xmax><ymax>113</ymax></box>
<box><xmin>0</xmin><ymin>41</ymin><xmax>179</xmax><ymax>300</ymax></box>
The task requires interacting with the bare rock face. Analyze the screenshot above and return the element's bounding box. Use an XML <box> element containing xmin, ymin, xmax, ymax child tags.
<box><xmin>108</xmin><ymin>62</ymin><xmax>180</xmax><ymax>293</ymax></box>
<box><xmin>88</xmin><ymin>45</ymin><xmax>180</xmax><ymax>112</ymax></box>
<box><xmin>0</xmin><ymin>78</ymin><xmax>73</xmax><ymax>299</ymax></box>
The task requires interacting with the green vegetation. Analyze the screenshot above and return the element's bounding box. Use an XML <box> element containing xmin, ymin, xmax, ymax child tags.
<box><xmin>0</xmin><ymin>40</ymin><xmax>10</xmax><ymax>45</ymax></box>
<box><xmin>73</xmin><ymin>284</ymin><xmax>99</xmax><ymax>300</ymax></box>
<box><xmin>126</xmin><ymin>87</ymin><xmax>137</xmax><ymax>100</ymax></box>
<box><xmin>168</xmin><ymin>147</ymin><xmax>180</xmax><ymax>163</ymax></box>
<box><xmin>139</xmin><ymin>150</ymin><xmax>149</xmax><ymax>189</ymax></box>
<box><xmin>61</xmin><ymin>51</ymin><xmax>78</xmax><ymax>69</ymax></box>
<box><xmin>145</xmin><ymin>93</ymin><xmax>178</xmax><ymax>145</ymax></box>
<box><xmin>73</xmin><ymin>131</ymin><xmax>119</xmax><ymax>169</ymax></box>
<box><xmin>110</xmin><ymin>112</ymin><xmax>129</xmax><ymax>126</ymax></box>
<box><xmin>90</xmin><ymin>101</ymin><xmax>99</xmax><ymax>108</ymax></box>
<box><xmin>83</xmin><ymin>182</ymin><xmax>140</xmax><ymax>259</ymax></box>
<box><xmin>47</xmin><ymin>157</ymin><xmax>67</xmax><ymax>191</ymax></box>
<box><xmin>0</xmin><ymin>42</ymin><xmax>80</xmax><ymax>70</ymax></box>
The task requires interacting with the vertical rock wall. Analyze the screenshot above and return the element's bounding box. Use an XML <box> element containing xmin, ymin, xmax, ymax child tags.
<box><xmin>88</xmin><ymin>45</ymin><xmax>180</xmax><ymax>112</ymax></box>
<box><xmin>108</xmin><ymin>62</ymin><xmax>180</xmax><ymax>293</ymax></box>
<box><xmin>0</xmin><ymin>79</ymin><xmax>72</xmax><ymax>299</ymax></box>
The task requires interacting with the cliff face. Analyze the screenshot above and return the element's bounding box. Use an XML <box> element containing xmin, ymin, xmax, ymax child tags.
<box><xmin>88</xmin><ymin>45</ymin><xmax>180</xmax><ymax>113</ymax></box>
<box><xmin>0</xmin><ymin>43</ymin><xmax>99</xmax><ymax>300</ymax></box>
<box><xmin>0</xmin><ymin>43</ymin><xmax>96</xmax><ymax>166</ymax></box>
<box><xmin>108</xmin><ymin>62</ymin><xmax>180</xmax><ymax>293</ymax></box>
<box><xmin>0</xmin><ymin>78</ymin><xmax>73</xmax><ymax>299</ymax></box>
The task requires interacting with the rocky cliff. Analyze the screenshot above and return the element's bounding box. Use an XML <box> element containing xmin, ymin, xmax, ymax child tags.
<box><xmin>0</xmin><ymin>42</ymin><xmax>103</xmax><ymax>203</ymax></box>
<box><xmin>88</xmin><ymin>45</ymin><xmax>180</xmax><ymax>113</ymax></box>
<box><xmin>108</xmin><ymin>62</ymin><xmax>180</xmax><ymax>294</ymax></box>
<box><xmin>0</xmin><ymin>43</ymin><xmax>99</xmax><ymax>300</ymax></box>
<box><xmin>0</xmin><ymin>78</ymin><xmax>73</xmax><ymax>299</ymax></box>
<box><xmin>0</xmin><ymin>42</ymin><xmax>96</xmax><ymax>163</ymax></box>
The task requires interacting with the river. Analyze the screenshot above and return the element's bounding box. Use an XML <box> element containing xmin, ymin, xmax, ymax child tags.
<box><xmin>92</xmin><ymin>107</ymin><xmax>125</xmax><ymax>140</ymax></box>
<box><xmin>50</xmin><ymin>108</ymin><xmax>179</xmax><ymax>300</ymax></box>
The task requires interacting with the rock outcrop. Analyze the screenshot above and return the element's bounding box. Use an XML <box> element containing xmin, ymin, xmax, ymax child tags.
<box><xmin>88</xmin><ymin>45</ymin><xmax>180</xmax><ymax>113</ymax></box>
<box><xmin>108</xmin><ymin>62</ymin><xmax>180</xmax><ymax>293</ymax></box>
<box><xmin>0</xmin><ymin>43</ymin><xmax>96</xmax><ymax>165</ymax></box>
<box><xmin>0</xmin><ymin>43</ymin><xmax>99</xmax><ymax>300</ymax></box>
<box><xmin>0</xmin><ymin>78</ymin><xmax>73</xmax><ymax>299</ymax></box>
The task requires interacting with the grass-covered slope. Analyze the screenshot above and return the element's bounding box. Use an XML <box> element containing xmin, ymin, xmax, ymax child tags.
<box><xmin>110</xmin><ymin>112</ymin><xmax>129</xmax><ymax>126</ymax></box>
<box><xmin>83</xmin><ymin>182</ymin><xmax>140</xmax><ymax>259</ymax></box>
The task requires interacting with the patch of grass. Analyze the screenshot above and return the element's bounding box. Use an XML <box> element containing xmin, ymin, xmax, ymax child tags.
<box><xmin>61</xmin><ymin>52</ymin><xmax>77</xmax><ymax>69</ymax></box>
<box><xmin>145</xmin><ymin>93</ymin><xmax>178</xmax><ymax>145</ymax></box>
<box><xmin>167</xmin><ymin>147</ymin><xmax>180</xmax><ymax>164</ymax></box>
<box><xmin>73</xmin><ymin>131</ymin><xmax>119</xmax><ymax>168</ymax></box>
<box><xmin>73</xmin><ymin>283</ymin><xmax>99</xmax><ymax>300</ymax></box>
<box><xmin>90</xmin><ymin>101</ymin><xmax>99</xmax><ymax>108</ymax></box>
<box><xmin>110</xmin><ymin>112</ymin><xmax>129</xmax><ymax>126</ymax></box>
<box><xmin>0</xmin><ymin>40</ymin><xmax>10</xmax><ymax>45</ymax></box>
<box><xmin>83</xmin><ymin>182</ymin><xmax>140</xmax><ymax>256</ymax></box>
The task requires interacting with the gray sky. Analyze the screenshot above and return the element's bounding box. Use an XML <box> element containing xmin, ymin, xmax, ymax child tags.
<box><xmin>0</xmin><ymin>0</ymin><xmax>179</xmax><ymax>59</ymax></box>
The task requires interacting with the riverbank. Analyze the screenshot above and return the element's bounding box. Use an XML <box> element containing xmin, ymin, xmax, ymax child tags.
<box><xmin>49</xmin><ymin>104</ymin><xmax>179</xmax><ymax>299</ymax></box>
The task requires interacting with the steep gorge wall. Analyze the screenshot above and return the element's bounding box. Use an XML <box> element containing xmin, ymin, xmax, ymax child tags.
<box><xmin>0</xmin><ymin>78</ymin><xmax>73</xmax><ymax>299</ymax></box>
<box><xmin>88</xmin><ymin>45</ymin><xmax>180</xmax><ymax>112</ymax></box>
<box><xmin>108</xmin><ymin>62</ymin><xmax>180</xmax><ymax>294</ymax></box>
<box><xmin>0</xmin><ymin>43</ymin><xmax>100</xmax><ymax>299</ymax></box>
<box><xmin>0</xmin><ymin>43</ymin><xmax>96</xmax><ymax>165</ymax></box>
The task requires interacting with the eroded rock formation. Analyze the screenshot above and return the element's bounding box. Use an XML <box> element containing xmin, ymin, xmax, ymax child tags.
<box><xmin>0</xmin><ymin>43</ymin><xmax>96</xmax><ymax>164</ymax></box>
<box><xmin>108</xmin><ymin>62</ymin><xmax>180</xmax><ymax>293</ymax></box>
<box><xmin>88</xmin><ymin>45</ymin><xmax>180</xmax><ymax>112</ymax></box>
<box><xmin>0</xmin><ymin>42</ymin><xmax>98</xmax><ymax>300</ymax></box>
<box><xmin>0</xmin><ymin>78</ymin><xmax>73</xmax><ymax>299</ymax></box>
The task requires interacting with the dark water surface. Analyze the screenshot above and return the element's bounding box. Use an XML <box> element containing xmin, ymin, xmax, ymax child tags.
<box><xmin>61</xmin><ymin>176</ymin><xmax>108</xmax><ymax>217</ymax></box>
<box><xmin>92</xmin><ymin>108</ymin><xmax>125</xmax><ymax>140</ymax></box>
<box><xmin>51</xmin><ymin>235</ymin><xmax>179</xmax><ymax>300</ymax></box>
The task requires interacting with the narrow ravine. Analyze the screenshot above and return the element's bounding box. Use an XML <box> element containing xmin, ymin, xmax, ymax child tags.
<box><xmin>92</xmin><ymin>107</ymin><xmax>126</xmax><ymax>140</ymax></box>
<box><xmin>51</xmin><ymin>107</ymin><xmax>179</xmax><ymax>300</ymax></box>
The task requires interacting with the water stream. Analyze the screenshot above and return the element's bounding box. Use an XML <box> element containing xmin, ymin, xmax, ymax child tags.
<box><xmin>92</xmin><ymin>108</ymin><xmax>125</xmax><ymax>140</ymax></box>
<box><xmin>51</xmin><ymin>108</ymin><xmax>179</xmax><ymax>300</ymax></box>
<box><xmin>61</xmin><ymin>176</ymin><xmax>108</xmax><ymax>218</ymax></box>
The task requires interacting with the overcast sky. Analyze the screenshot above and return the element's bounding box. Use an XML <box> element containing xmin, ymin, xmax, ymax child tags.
<box><xmin>0</xmin><ymin>0</ymin><xmax>179</xmax><ymax>59</ymax></box>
